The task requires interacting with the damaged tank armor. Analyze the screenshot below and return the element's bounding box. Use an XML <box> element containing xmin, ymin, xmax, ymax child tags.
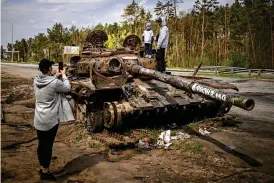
<box><xmin>65</xmin><ymin>30</ymin><xmax>255</xmax><ymax>133</ymax></box>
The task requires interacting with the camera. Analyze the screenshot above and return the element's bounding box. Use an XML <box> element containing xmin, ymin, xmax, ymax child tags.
<box><xmin>58</xmin><ymin>61</ymin><xmax>64</xmax><ymax>71</ymax></box>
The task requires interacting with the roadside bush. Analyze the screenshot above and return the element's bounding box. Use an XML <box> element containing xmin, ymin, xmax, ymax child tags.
<box><xmin>229</xmin><ymin>53</ymin><xmax>251</xmax><ymax>68</ymax></box>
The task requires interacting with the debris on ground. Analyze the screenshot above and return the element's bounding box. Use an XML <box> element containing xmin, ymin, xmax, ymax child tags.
<box><xmin>198</xmin><ymin>127</ymin><xmax>212</xmax><ymax>135</ymax></box>
<box><xmin>171</xmin><ymin>132</ymin><xmax>191</xmax><ymax>140</ymax></box>
<box><xmin>137</xmin><ymin>140</ymin><xmax>150</xmax><ymax>149</ymax></box>
<box><xmin>225</xmin><ymin>145</ymin><xmax>236</xmax><ymax>150</ymax></box>
<box><xmin>156</xmin><ymin>130</ymin><xmax>191</xmax><ymax>149</ymax></box>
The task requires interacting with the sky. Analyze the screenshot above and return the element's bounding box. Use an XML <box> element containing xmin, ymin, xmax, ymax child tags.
<box><xmin>1</xmin><ymin>0</ymin><xmax>233</xmax><ymax>48</ymax></box>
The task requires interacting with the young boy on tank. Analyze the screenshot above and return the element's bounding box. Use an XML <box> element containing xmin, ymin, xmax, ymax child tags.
<box><xmin>142</xmin><ymin>22</ymin><xmax>154</xmax><ymax>59</ymax></box>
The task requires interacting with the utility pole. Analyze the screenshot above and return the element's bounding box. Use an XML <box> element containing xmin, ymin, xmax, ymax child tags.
<box><xmin>11</xmin><ymin>23</ymin><xmax>14</xmax><ymax>62</ymax></box>
<box><xmin>4</xmin><ymin>22</ymin><xmax>14</xmax><ymax>62</ymax></box>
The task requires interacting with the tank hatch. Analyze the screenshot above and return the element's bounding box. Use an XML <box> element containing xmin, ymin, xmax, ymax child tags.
<box><xmin>123</xmin><ymin>34</ymin><xmax>141</xmax><ymax>50</ymax></box>
<box><xmin>86</xmin><ymin>30</ymin><xmax>108</xmax><ymax>47</ymax></box>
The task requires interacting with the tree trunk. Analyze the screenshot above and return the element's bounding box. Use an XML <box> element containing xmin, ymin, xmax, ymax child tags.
<box><xmin>224</xmin><ymin>5</ymin><xmax>227</xmax><ymax>60</ymax></box>
<box><xmin>201</xmin><ymin>10</ymin><xmax>205</xmax><ymax>58</ymax></box>
<box><xmin>248</xmin><ymin>20</ymin><xmax>257</xmax><ymax>67</ymax></box>
<box><xmin>176</xmin><ymin>35</ymin><xmax>180</xmax><ymax>66</ymax></box>
<box><xmin>270</xmin><ymin>13</ymin><xmax>274</xmax><ymax>68</ymax></box>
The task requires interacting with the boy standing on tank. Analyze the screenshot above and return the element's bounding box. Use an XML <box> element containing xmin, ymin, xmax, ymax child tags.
<box><xmin>142</xmin><ymin>22</ymin><xmax>154</xmax><ymax>59</ymax></box>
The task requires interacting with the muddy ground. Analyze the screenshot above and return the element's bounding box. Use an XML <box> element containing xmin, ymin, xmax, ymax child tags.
<box><xmin>1</xmin><ymin>71</ymin><xmax>274</xmax><ymax>183</ymax></box>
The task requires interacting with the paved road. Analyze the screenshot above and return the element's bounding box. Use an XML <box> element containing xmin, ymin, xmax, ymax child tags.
<box><xmin>1</xmin><ymin>63</ymin><xmax>58</xmax><ymax>79</ymax></box>
<box><xmin>2</xmin><ymin>63</ymin><xmax>274</xmax><ymax>123</ymax></box>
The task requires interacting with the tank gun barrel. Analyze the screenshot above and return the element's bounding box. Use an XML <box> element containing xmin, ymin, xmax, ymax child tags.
<box><xmin>130</xmin><ymin>65</ymin><xmax>255</xmax><ymax>111</ymax></box>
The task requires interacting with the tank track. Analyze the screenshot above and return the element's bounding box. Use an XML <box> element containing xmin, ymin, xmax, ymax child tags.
<box><xmin>92</xmin><ymin>129</ymin><xmax>138</xmax><ymax>149</ymax></box>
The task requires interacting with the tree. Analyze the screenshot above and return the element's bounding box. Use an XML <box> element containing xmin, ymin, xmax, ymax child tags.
<box><xmin>154</xmin><ymin>1</ymin><xmax>165</xmax><ymax>17</ymax></box>
<box><xmin>193</xmin><ymin>0</ymin><xmax>219</xmax><ymax>58</ymax></box>
<box><xmin>1</xmin><ymin>45</ymin><xmax>6</xmax><ymax>60</ymax></box>
<box><xmin>14</xmin><ymin>39</ymin><xmax>28</xmax><ymax>62</ymax></box>
<box><xmin>164</xmin><ymin>1</ymin><xmax>175</xmax><ymax>19</ymax></box>
<box><xmin>122</xmin><ymin>0</ymin><xmax>140</xmax><ymax>34</ymax></box>
<box><xmin>6</xmin><ymin>0</ymin><xmax>274</xmax><ymax>68</ymax></box>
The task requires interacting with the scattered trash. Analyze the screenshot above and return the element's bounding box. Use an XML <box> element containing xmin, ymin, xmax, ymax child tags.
<box><xmin>199</xmin><ymin>127</ymin><xmax>211</xmax><ymax>135</ymax></box>
<box><xmin>163</xmin><ymin>130</ymin><xmax>171</xmax><ymax>143</ymax></box>
<box><xmin>137</xmin><ymin>140</ymin><xmax>150</xmax><ymax>149</ymax></box>
<box><xmin>171</xmin><ymin>132</ymin><xmax>191</xmax><ymax>140</ymax></box>
<box><xmin>225</xmin><ymin>145</ymin><xmax>236</xmax><ymax>150</ymax></box>
<box><xmin>143</xmin><ymin>137</ymin><xmax>149</xmax><ymax>143</ymax></box>
<box><xmin>156</xmin><ymin>130</ymin><xmax>191</xmax><ymax>149</ymax></box>
<box><xmin>157</xmin><ymin>130</ymin><xmax>172</xmax><ymax>148</ymax></box>
<box><xmin>164</xmin><ymin>143</ymin><xmax>172</xmax><ymax>149</ymax></box>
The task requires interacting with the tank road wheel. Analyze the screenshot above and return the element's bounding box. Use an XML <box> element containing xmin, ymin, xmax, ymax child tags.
<box><xmin>86</xmin><ymin>111</ymin><xmax>104</xmax><ymax>133</ymax></box>
<box><xmin>103</xmin><ymin>102</ymin><xmax>116</xmax><ymax>129</ymax></box>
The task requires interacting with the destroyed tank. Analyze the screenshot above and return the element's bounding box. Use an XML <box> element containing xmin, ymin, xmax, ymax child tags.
<box><xmin>66</xmin><ymin>30</ymin><xmax>255</xmax><ymax>133</ymax></box>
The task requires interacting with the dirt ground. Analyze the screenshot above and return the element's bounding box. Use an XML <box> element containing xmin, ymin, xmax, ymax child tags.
<box><xmin>1</xmin><ymin>71</ymin><xmax>274</xmax><ymax>183</ymax></box>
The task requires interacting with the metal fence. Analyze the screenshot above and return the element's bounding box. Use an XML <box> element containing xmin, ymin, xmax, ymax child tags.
<box><xmin>167</xmin><ymin>66</ymin><xmax>274</xmax><ymax>78</ymax></box>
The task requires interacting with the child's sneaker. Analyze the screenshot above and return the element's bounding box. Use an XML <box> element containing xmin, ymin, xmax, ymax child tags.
<box><xmin>148</xmin><ymin>55</ymin><xmax>152</xmax><ymax>59</ymax></box>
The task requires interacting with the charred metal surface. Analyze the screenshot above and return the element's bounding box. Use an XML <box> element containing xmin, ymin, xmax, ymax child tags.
<box><xmin>66</xmin><ymin>30</ymin><xmax>255</xmax><ymax>133</ymax></box>
<box><xmin>193</xmin><ymin>62</ymin><xmax>203</xmax><ymax>77</ymax></box>
<box><xmin>196</xmin><ymin>80</ymin><xmax>239</xmax><ymax>92</ymax></box>
<box><xmin>85</xmin><ymin>30</ymin><xmax>108</xmax><ymax>47</ymax></box>
<box><xmin>130</xmin><ymin>64</ymin><xmax>254</xmax><ymax>111</ymax></box>
<box><xmin>123</xmin><ymin>34</ymin><xmax>142</xmax><ymax>50</ymax></box>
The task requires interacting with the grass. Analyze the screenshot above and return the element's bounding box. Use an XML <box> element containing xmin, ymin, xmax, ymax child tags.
<box><xmin>75</xmin><ymin>134</ymin><xmax>82</xmax><ymax>142</ymax></box>
<box><xmin>136</xmin><ymin>127</ymin><xmax>165</xmax><ymax>142</ymax></box>
<box><xmin>187</xmin><ymin>121</ymin><xmax>200</xmax><ymax>129</ymax></box>
<box><xmin>172</xmin><ymin>140</ymin><xmax>203</xmax><ymax>154</ymax></box>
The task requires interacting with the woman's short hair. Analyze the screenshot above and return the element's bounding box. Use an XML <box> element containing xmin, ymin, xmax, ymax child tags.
<box><xmin>39</xmin><ymin>59</ymin><xmax>54</xmax><ymax>74</ymax></box>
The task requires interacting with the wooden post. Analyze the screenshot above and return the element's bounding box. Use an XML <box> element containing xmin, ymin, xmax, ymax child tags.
<box><xmin>258</xmin><ymin>69</ymin><xmax>261</xmax><ymax>77</ymax></box>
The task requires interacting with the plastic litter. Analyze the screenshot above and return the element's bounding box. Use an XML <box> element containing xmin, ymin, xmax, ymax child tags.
<box><xmin>156</xmin><ymin>130</ymin><xmax>191</xmax><ymax>149</ymax></box>
<box><xmin>163</xmin><ymin>130</ymin><xmax>171</xmax><ymax>143</ymax></box>
<box><xmin>138</xmin><ymin>140</ymin><xmax>150</xmax><ymax>149</ymax></box>
<box><xmin>177</xmin><ymin>132</ymin><xmax>191</xmax><ymax>139</ymax></box>
<box><xmin>164</xmin><ymin>143</ymin><xmax>172</xmax><ymax>149</ymax></box>
<box><xmin>157</xmin><ymin>130</ymin><xmax>172</xmax><ymax>148</ymax></box>
<box><xmin>199</xmin><ymin>127</ymin><xmax>211</xmax><ymax>135</ymax></box>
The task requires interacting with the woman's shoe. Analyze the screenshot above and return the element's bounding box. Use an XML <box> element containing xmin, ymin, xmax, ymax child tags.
<box><xmin>40</xmin><ymin>171</ymin><xmax>57</xmax><ymax>181</ymax></box>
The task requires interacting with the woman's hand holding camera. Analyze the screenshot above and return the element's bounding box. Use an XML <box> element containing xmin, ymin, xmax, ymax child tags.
<box><xmin>56</xmin><ymin>67</ymin><xmax>66</xmax><ymax>78</ymax></box>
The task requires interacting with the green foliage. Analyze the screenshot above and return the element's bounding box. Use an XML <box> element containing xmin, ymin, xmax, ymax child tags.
<box><xmin>105</xmin><ymin>30</ymin><xmax>130</xmax><ymax>49</ymax></box>
<box><xmin>229</xmin><ymin>53</ymin><xmax>251</xmax><ymax>68</ymax></box>
<box><xmin>75</xmin><ymin>134</ymin><xmax>82</xmax><ymax>142</ymax></box>
<box><xmin>3</xmin><ymin>0</ymin><xmax>274</xmax><ymax>68</ymax></box>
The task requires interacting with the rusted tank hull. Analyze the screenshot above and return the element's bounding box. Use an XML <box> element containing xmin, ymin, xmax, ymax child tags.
<box><xmin>66</xmin><ymin>30</ymin><xmax>255</xmax><ymax>133</ymax></box>
<box><xmin>69</xmin><ymin>77</ymin><xmax>230</xmax><ymax>131</ymax></box>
